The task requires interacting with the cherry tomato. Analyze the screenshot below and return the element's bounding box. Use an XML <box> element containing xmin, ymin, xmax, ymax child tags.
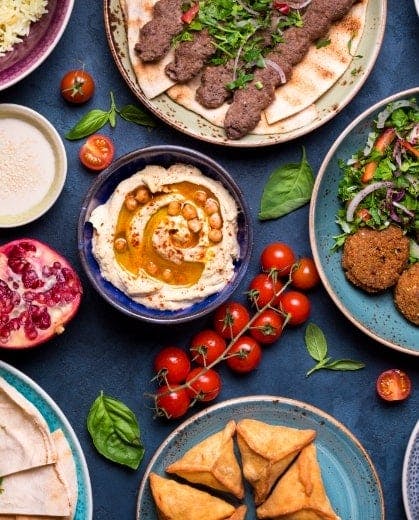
<box><xmin>60</xmin><ymin>69</ymin><xmax>95</xmax><ymax>104</ymax></box>
<box><xmin>278</xmin><ymin>290</ymin><xmax>311</xmax><ymax>326</ymax></box>
<box><xmin>376</xmin><ymin>369</ymin><xmax>412</xmax><ymax>402</ymax></box>
<box><xmin>154</xmin><ymin>346</ymin><xmax>191</xmax><ymax>384</ymax></box>
<box><xmin>181</xmin><ymin>2</ymin><xmax>199</xmax><ymax>23</ymax></box>
<box><xmin>250</xmin><ymin>309</ymin><xmax>284</xmax><ymax>344</ymax></box>
<box><xmin>248</xmin><ymin>273</ymin><xmax>284</xmax><ymax>307</ymax></box>
<box><xmin>273</xmin><ymin>1</ymin><xmax>290</xmax><ymax>14</ymax></box>
<box><xmin>291</xmin><ymin>257</ymin><xmax>320</xmax><ymax>291</ymax></box>
<box><xmin>186</xmin><ymin>368</ymin><xmax>222</xmax><ymax>402</ymax></box>
<box><xmin>213</xmin><ymin>301</ymin><xmax>250</xmax><ymax>339</ymax></box>
<box><xmin>261</xmin><ymin>242</ymin><xmax>296</xmax><ymax>277</ymax></box>
<box><xmin>190</xmin><ymin>330</ymin><xmax>226</xmax><ymax>366</ymax></box>
<box><xmin>226</xmin><ymin>336</ymin><xmax>262</xmax><ymax>373</ymax></box>
<box><xmin>79</xmin><ymin>134</ymin><xmax>114</xmax><ymax>171</ymax></box>
<box><xmin>155</xmin><ymin>385</ymin><xmax>191</xmax><ymax>419</ymax></box>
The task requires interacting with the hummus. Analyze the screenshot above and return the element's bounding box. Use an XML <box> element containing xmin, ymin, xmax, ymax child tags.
<box><xmin>89</xmin><ymin>163</ymin><xmax>240</xmax><ymax>310</ymax></box>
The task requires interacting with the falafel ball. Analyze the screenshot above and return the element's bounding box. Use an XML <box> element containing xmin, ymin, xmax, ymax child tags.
<box><xmin>394</xmin><ymin>262</ymin><xmax>419</xmax><ymax>325</ymax></box>
<box><xmin>342</xmin><ymin>226</ymin><xmax>410</xmax><ymax>293</ymax></box>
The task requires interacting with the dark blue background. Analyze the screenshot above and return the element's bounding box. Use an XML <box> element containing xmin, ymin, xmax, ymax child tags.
<box><xmin>1</xmin><ymin>1</ymin><xmax>418</xmax><ymax>518</ymax></box>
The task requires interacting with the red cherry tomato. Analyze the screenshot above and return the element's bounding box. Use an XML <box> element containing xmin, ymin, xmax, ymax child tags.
<box><xmin>248</xmin><ymin>273</ymin><xmax>284</xmax><ymax>307</ymax></box>
<box><xmin>60</xmin><ymin>69</ymin><xmax>95</xmax><ymax>104</ymax></box>
<box><xmin>376</xmin><ymin>369</ymin><xmax>412</xmax><ymax>402</ymax></box>
<box><xmin>181</xmin><ymin>2</ymin><xmax>199</xmax><ymax>23</ymax></box>
<box><xmin>186</xmin><ymin>368</ymin><xmax>222</xmax><ymax>402</ymax></box>
<box><xmin>260</xmin><ymin>242</ymin><xmax>296</xmax><ymax>277</ymax></box>
<box><xmin>154</xmin><ymin>346</ymin><xmax>191</xmax><ymax>384</ymax></box>
<box><xmin>250</xmin><ymin>309</ymin><xmax>284</xmax><ymax>344</ymax></box>
<box><xmin>79</xmin><ymin>134</ymin><xmax>114</xmax><ymax>171</ymax></box>
<box><xmin>155</xmin><ymin>385</ymin><xmax>191</xmax><ymax>419</ymax></box>
<box><xmin>190</xmin><ymin>330</ymin><xmax>226</xmax><ymax>366</ymax></box>
<box><xmin>278</xmin><ymin>290</ymin><xmax>311</xmax><ymax>326</ymax></box>
<box><xmin>291</xmin><ymin>257</ymin><xmax>320</xmax><ymax>291</ymax></box>
<box><xmin>213</xmin><ymin>301</ymin><xmax>250</xmax><ymax>339</ymax></box>
<box><xmin>273</xmin><ymin>1</ymin><xmax>290</xmax><ymax>14</ymax></box>
<box><xmin>226</xmin><ymin>336</ymin><xmax>262</xmax><ymax>373</ymax></box>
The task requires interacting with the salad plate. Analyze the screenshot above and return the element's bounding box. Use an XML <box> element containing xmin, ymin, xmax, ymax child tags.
<box><xmin>137</xmin><ymin>395</ymin><xmax>384</xmax><ymax>519</ymax></box>
<box><xmin>0</xmin><ymin>0</ymin><xmax>74</xmax><ymax>91</ymax></box>
<box><xmin>403</xmin><ymin>421</ymin><xmax>419</xmax><ymax>520</ymax></box>
<box><xmin>104</xmin><ymin>0</ymin><xmax>386</xmax><ymax>147</ymax></box>
<box><xmin>310</xmin><ymin>87</ymin><xmax>419</xmax><ymax>356</ymax></box>
<box><xmin>0</xmin><ymin>360</ymin><xmax>93</xmax><ymax>520</ymax></box>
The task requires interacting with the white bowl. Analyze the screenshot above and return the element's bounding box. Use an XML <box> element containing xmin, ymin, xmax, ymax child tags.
<box><xmin>0</xmin><ymin>104</ymin><xmax>67</xmax><ymax>227</ymax></box>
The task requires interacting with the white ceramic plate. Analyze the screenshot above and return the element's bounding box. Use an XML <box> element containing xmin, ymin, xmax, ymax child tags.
<box><xmin>403</xmin><ymin>420</ymin><xmax>419</xmax><ymax>520</ymax></box>
<box><xmin>0</xmin><ymin>103</ymin><xmax>67</xmax><ymax>228</ymax></box>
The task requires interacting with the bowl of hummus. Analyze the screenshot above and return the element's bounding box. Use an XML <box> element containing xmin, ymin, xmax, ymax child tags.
<box><xmin>78</xmin><ymin>146</ymin><xmax>252</xmax><ymax>323</ymax></box>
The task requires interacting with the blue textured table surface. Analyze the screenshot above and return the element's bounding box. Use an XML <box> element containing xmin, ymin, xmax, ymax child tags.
<box><xmin>0</xmin><ymin>1</ymin><xmax>418</xmax><ymax>519</ymax></box>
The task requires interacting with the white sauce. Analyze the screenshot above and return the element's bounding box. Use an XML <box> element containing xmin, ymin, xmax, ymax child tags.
<box><xmin>0</xmin><ymin>118</ymin><xmax>55</xmax><ymax>217</ymax></box>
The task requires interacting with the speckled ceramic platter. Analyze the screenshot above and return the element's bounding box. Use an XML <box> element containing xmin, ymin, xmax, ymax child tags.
<box><xmin>0</xmin><ymin>0</ymin><xmax>74</xmax><ymax>91</ymax></box>
<box><xmin>0</xmin><ymin>360</ymin><xmax>93</xmax><ymax>520</ymax></box>
<box><xmin>104</xmin><ymin>0</ymin><xmax>386</xmax><ymax>147</ymax></box>
<box><xmin>403</xmin><ymin>421</ymin><xmax>419</xmax><ymax>520</ymax></box>
<box><xmin>309</xmin><ymin>87</ymin><xmax>419</xmax><ymax>356</ymax></box>
<box><xmin>137</xmin><ymin>395</ymin><xmax>384</xmax><ymax>519</ymax></box>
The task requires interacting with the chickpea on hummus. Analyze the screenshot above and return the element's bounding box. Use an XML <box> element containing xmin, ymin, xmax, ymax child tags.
<box><xmin>89</xmin><ymin>163</ymin><xmax>240</xmax><ymax>310</ymax></box>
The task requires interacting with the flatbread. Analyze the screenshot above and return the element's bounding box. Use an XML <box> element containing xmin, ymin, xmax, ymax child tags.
<box><xmin>166</xmin><ymin>420</ymin><xmax>244</xmax><ymax>499</ymax></box>
<box><xmin>0</xmin><ymin>429</ymin><xmax>76</xmax><ymax>519</ymax></box>
<box><xmin>121</xmin><ymin>0</ymin><xmax>367</xmax><ymax>135</ymax></box>
<box><xmin>0</xmin><ymin>377</ymin><xmax>56</xmax><ymax>477</ymax></box>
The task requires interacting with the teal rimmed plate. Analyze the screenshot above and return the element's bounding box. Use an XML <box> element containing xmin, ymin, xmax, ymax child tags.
<box><xmin>104</xmin><ymin>0</ymin><xmax>386</xmax><ymax>147</ymax></box>
<box><xmin>309</xmin><ymin>87</ymin><xmax>419</xmax><ymax>356</ymax></box>
<box><xmin>136</xmin><ymin>395</ymin><xmax>384</xmax><ymax>519</ymax></box>
<box><xmin>0</xmin><ymin>360</ymin><xmax>93</xmax><ymax>520</ymax></box>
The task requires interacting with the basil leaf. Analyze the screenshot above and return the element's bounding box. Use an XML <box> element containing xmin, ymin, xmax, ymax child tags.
<box><xmin>87</xmin><ymin>391</ymin><xmax>144</xmax><ymax>470</ymax></box>
<box><xmin>259</xmin><ymin>147</ymin><xmax>314</xmax><ymax>220</ymax></box>
<box><xmin>304</xmin><ymin>322</ymin><xmax>328</xmax><ymax>362</ymax></box>
<box><xmin>119</xmin><ymin>105</ymin><xmax>156</xmax><ymax>127</ymax></box>
<box><xmin>323</xmin><ymin>359</ymin><xmax>366</xmax><ymax>371</ymax></box>
<box><xmin>65</xmin><ymin>109</ymin><xmax>110</xmax><ymax>140</ymax></box>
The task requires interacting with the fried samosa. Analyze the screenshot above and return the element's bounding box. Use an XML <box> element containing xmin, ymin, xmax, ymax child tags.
<box><xmin>236</xmin><ymin>419</ymin><xmax>316</xmax><ymax>505</ymax></box>
<box><xmin>149</xmin><ymin>473</ymin><xmax>247</xmax><ymax>520</ymax></box>
<box><xmin>256</xmin><ymin>443</ymin><xmax>340</xmax><ymax>520</ymax></box>
<box><xmin>166</xmin><ymin>420</ymin><xmax>244</xmax><ymax>499</ymax></box>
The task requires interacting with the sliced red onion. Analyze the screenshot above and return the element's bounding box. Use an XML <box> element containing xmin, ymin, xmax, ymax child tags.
<box><xmin>392</xmin><ymin>201</ymin><xmax>414</xmax><ymax>219</ymax></box>
<box><xmin>376</xmin><ymin>100</ymin><xmax>418</xmax><ymax>129</ymax></box>
<box><xmin>286</xmin><ymin>0</ymin><xmax>312</xmax><ymax>9</ymax></box>
<box><xmin>265</xmin><ymin>58</ymin><xmax>287</xmax><ymax>84</ymax></box>
<box><xmin>346</xmin><ymin>181</ymin><xmax>394</xmax><ymax>222</ymax></box>
<box><xmin>408</xmin><ymin>123</ymin><xmax>419</xmax><ymax>145</ymax></box>
<box><xmin>393</xmin><ymin>139</ymin><xmax>402</xmax><ymax>168</ymax></box>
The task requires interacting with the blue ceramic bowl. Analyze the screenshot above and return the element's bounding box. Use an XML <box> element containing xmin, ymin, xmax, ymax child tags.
<box><xmin>309</xmin><ymin>87</ymin><xmax>419</xmax><ymax>356</ymax></box>
<box><xmin>78</xmin><ymin>146</ymin><xmax>252</xmax><ymax>324</ymax></box>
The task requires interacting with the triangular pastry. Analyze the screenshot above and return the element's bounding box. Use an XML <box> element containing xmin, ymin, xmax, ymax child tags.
<box><xmin>256</xmin><ymin>443</ymin><xmax>340</xmax><ymax>520</ymax></box>
<box><xmin>166</xmin><ymin>420</ymin><xmax>244</xmax><ymax>499</ymax></box>
<box><xmin>236</xmin><ymin>419</ymin><xmax>316</xmax><ymax>505</ymax></box>
<box><xmin>149</xmin><ymin>473</ymin><xmax>246</xmax><ymax>520</ymax></box>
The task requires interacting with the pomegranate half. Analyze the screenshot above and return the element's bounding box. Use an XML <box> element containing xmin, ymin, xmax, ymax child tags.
<box><xmin>0</xmin><ymin>238</ymin><xmax>82</xmax><ymax>349</ymax></box>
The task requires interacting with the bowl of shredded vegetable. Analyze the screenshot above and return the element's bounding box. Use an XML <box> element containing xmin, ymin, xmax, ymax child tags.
<box><xmin>310</xmin><ymin>87</ymin><xmax>419</xmax><ymax>356</ymax></box>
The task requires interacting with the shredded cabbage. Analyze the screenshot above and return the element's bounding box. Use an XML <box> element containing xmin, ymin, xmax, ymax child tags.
<box><xmin>0</xmin><ymin>0</ymin><xmax>48</xmax><ymax>56</ymax></box>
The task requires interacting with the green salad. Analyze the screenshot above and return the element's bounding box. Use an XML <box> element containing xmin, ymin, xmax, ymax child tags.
<box><xmin>334</xmin><ymin>99</ymin><xmax>419</xmax><ymax>261</ymax></box>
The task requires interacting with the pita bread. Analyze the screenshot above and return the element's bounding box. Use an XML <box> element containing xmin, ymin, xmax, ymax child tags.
<box><xmin>256</xmin><ymin>443</ymin><xmax>340</xmax><ymax>520</ymax></box>
<box><xmin>236</xmin><ymin>419</ymin><xmax>316</xmax><ymax>505</ymax></box>
<box><xmin>0</xmin><ymin>377</ymin><xmax>56</xmax><ymax>477</ymax></box>
<box><xmin>149</xmin><ymin>473</ymin><xmax>243</xmax><ymax>520</ymax></box>
<box><xmin>166</xmin><ymin>420</ymin><xmax>244</xmax><ymax>499</ymax></box>
<box><xmin>121</xmin><ymin>0</ymin><xmax>367</xmax><ymax>135</ymax></box>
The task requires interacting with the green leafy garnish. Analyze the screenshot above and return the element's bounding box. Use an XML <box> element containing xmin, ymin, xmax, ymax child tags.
<box><xmin>258</xmin><ymin>147</ymin><xmax>314</xmax><ymax>220</ymax></box>
<box><xmin>87</xmin><ymin>391</ymin><xmax>145</xmax><ymax>469</ymax></box>
<box><xmin>304</xmin><ymin>323</ymin><xmax>365</xmax><ymax>377</ymax></box>
<box><xmin>65</xmin><ymin>92</ymin><xmax>155</xmax><ymax>140</ymax></box>
<box><xmin>316</xmin><ymin>37</ymin><xmax>331</xmax><ymax>49</ymax></box>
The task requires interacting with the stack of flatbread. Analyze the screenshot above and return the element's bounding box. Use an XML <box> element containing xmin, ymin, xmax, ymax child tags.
<box><xmin>0</xmin><ymin>377</ymin><xmax>78</xmax><ymax>520</ymax></box>
<box><xmin>120</xmin><ymin>0</ymin><xmax>368</xmax><ymax>137</ymax></box>
<box><xmin>149</xmin><ymin>418</ymin><xmax>341</xmax><ymax>519</ymax></box>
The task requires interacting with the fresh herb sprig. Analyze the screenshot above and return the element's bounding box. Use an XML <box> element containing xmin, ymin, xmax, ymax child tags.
<box><xmin>304</xmin><ymin>323</ymin><xmax>365</xmax><ymax>377</ymax></box>
<box><xmin>87</xmin><ymin>391</ymin><xmax>145</xmax><ymax>469</ymax></box>
<box><xmin>259</xmin><ymin>147</ymin><xmax>314</xmax><ymax>220</ymax></box>
<box><xmin>65</xmin><ymin>92</ymin><xmax>155</xmax><ymax>140</ymax></box>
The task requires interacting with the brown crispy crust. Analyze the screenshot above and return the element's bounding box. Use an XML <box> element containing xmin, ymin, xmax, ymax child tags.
<box><xmin>394</xmin><ymin>262</ymin><xmax>419</xmax><ymax>325</ymax></box>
